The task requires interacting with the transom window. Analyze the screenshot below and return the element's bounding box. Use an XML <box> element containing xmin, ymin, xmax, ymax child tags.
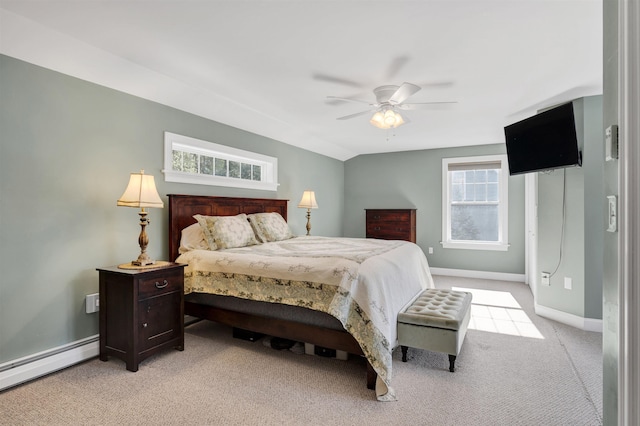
<box><xmin>442</xmin><ymin>155</ymin><xmax>509</xmax><ymax>251</ymax></box>
<box><xmin>163</xmin><ymin>132</ymin><xmax>278</xmax><ymax>191</ymax></box>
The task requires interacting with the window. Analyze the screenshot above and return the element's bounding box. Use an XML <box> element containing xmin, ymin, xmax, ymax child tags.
<box><xmin>442</xmin><ymin>155</ymin><xmax>509</xmax><ymax>251</ymax></box>
<box><xmin>163</xmin><ymin>132</ymin><xmax>278</xmax><ymax>191</ymax></box>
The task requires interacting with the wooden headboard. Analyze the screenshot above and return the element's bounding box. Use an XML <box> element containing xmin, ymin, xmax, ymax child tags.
<box><xmin>168</xmin><ymin>194</ymin><xmax>289</xmax><ymax>261</ymax></box>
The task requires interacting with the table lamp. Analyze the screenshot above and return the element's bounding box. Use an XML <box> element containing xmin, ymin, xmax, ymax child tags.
<box><xmin>297</xmin><ymin>190</ymin><xmax>318</xmax><ymax>236</ymax></box>
<box><xmin>117</xmin><ymin>170</ymin><xmax>164</xmax><ymax>268</ymax></box>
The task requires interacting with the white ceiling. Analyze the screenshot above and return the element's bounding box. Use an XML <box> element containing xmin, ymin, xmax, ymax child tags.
<box><xmin>0</xmin><ymin>1</ymin><xmax>602</xmax><ymax>161</ymax></box>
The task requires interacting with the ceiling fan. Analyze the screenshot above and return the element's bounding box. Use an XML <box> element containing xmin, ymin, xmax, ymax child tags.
<box><xmin>328</xmin><ymin>82</ymin><xmax>457</xmax><ymax>129</ymax></box>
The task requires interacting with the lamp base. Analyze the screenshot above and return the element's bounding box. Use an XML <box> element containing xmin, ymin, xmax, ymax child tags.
<box><xmin>118</xmin><ymin>260</ymin><xmax>170</xmax><ymax>270</ymax></box>
<box><xmin>305</xmin><ymin>208</ymin><xmax>312</xmax><ymax>236</ymax></box>
<box><xmin>132</xmin><ymin>251</ymin><xmax>155</xmax><ymax>266</ymax></box>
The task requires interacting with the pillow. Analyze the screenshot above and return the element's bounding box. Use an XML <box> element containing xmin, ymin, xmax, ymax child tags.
<box><xmin>178</xmin><ymin>222</ymin><xmax>210</xmax><ymax>254</ymax></box>
<box><xmin>248</xmin><ymin>212</ymin><xmax>294</xmax><ymax>243</ymax></box>
<box><xmin>194</xmin><ymin>213</ymin><xmax>259</xmax><ymax>250</ymax></box>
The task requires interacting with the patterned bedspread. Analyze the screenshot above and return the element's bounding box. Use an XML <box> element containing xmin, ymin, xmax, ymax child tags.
<box><xmin>176</xmin><ymin>236</ymin><xmax>434</xmax><ymax>401</ymax></box>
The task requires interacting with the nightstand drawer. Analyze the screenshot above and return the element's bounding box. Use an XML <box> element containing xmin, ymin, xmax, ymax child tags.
<box><xmin>139</xmin><ymin>273</ymin><xmax>182</xmax><ymax>298</ymax></box>
<box><xmin>367</xmin><ymin>226</ymin><xmax>412</xmax><ymax>240</ymax></box>
<box><xmin>366</xmin><ymin>210</ymin><xmax>411</xmax><ymax>223</ymax></box>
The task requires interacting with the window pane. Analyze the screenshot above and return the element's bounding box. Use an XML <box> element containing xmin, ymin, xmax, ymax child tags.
<box><xmin>229</xmin><ymin>161</ymin><xmax>240</xmax><ymax>178</ymax></box>
<box><xmin>241</xmin><ymin>163</ymin><xmax>252</xmax><ymax>180</ymax></box>
<box><xmin>487</xmin><ymin>183</ymin><xmax>499</xmax><ymax>201</ymax></box>
<box><xmin>252</xmin><ymin>165</ymin><xmax>262</xmax><ymax>181</ymax></box>
<box><xmin>172</xmin><ymin>150</ymin><xmax>183</xmax><ymax>171</ymax></box>
<box><xmin>451</xmin><ymin>205</ymin><xmax>499</xmax><ymax>242</ymax></box>
<box><xmin>451</xmin><ymin>183</ymin><xmax>464</xmax><ymax>202</ymax></box>
<box><xmin>464</xmin><ymin>183</ymin><xmax>475</xmax><ymax>201</ymax></box>
<box><xmin>200</xmin><ymin>156</ymin><xmax>214</xmax><ymax>175</ymax></box>
<box><xmin>215</xmin><ymin>158</ymin><xmax>227</xmax><ymax>176</ymax></box>
<box><xmin>487</xmin><ymin>169</ymin><xmax>499</xmax><ymax>182</ymax></box>
<box><xmin>183</xmin><ymin>152</ymin><xmax>198</xmax><ymax>174</ymax></box>
<box><xmin>452</xmin><ymin>171</ymin><xmax>465</xmax><ymax>184</ymax></box>
<box><xmin>475</xmin><ymin>183</ymin><xmax>487</xmax><ymax>201</ymax></box>
<box><xmin>465</xmin><ymin>170</ymin><xmax>475</xmax><ymax>183</ymax></box>
<box><xmin>474</xmin><ymin>170</ymin><xmax>487</xmax><ymax>184</ymax></box>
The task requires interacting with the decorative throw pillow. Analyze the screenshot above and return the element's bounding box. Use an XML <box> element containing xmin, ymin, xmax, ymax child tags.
<box><xmin>178</xmin><ymin>222</ymin><xmax>210</xmax><ymax>253</ymax></box>
<box><xmin>194</xmin><ymin>214</ymin><xmax>259</xmax><ymax>250</ymax></box>
<box><xmin>248</xmin><ymin>212</ymin><xmax>294</xmax><ymax>243</ymax></box>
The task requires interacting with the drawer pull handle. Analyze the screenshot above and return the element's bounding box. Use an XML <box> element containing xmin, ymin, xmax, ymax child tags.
<box><xmin>374</xmin><ymin>227</ymin><xmax>381</xmax><ymax>231</ymax></box>
<box><xmin>155</xmin><ymin>280</ymin><xmax>168</xmax><ymax>289</ymax></box>
<box><xmin>373</xmin><ymin>215</ymin><xmax>380</xmax><ymax>219</ymax></box>
<box><xmin>143</xmin><ymin>323</ymin><xmax>148</xmax><ymax>328</ymax></box>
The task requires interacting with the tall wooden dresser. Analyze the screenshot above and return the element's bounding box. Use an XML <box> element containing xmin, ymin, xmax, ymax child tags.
<box><xmin>365</xmin><ymin>209</ymin><xmax>416</xmax><ymax>243</ymax></box>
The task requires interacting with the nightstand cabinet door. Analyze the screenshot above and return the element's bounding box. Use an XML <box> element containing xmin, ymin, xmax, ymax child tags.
<box><xmin>139</xmin><ymin>291</ymin><xmax>182</xmax><ymax>352</ymax></box>
<box><xmin>97</xmin><ymin>263</ymin><xmax>186</xmax><ymax>372</ymax></box>
<box><xmin>365</xmin><ymin>209</ymin><xmax>416</xmax><ymax>243</ymax></box>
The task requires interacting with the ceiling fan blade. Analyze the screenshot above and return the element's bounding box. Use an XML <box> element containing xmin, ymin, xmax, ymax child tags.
<box><xmin>389</xmin><ymin>82</ymin><xmax>421</xmax><ymax>105</ymax></box>
<box><xmin>398</xmin><ymin>101</ymin><xmax>458</xmax><ymax>110</ymax></box>
<box><xmin>326</xmin><ymin>96</ymin><xmax>374</xmax><ymax>105</ymax></box>
<box><xmin>384</xmin><ymin>55</ymin><xmax>410</xmax><ymax>80</ymax></box>
<box><xmin>336</xmin><ymin>110</ymin><xmax>374</xmax><ymax>120</ymax></box>
<box><xmin>313</xmin><ymin>73</ymin><xmax>364</xmax><ymax>88</ymax></box>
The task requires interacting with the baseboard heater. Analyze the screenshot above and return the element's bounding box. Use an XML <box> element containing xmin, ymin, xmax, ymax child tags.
<box><xmin>0</xmin><ymin>334</ymin><xmax>99</xmax><ymax>392</ymax></box>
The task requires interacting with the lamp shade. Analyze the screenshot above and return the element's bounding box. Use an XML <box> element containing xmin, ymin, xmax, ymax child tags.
<box><xmin>297</xmin><ymin>190</ymin><xmax>318</xmax><ymax>209</ymax></box>
<box><xmin>117</xmin><ymin>170</ymin><xmax>164</xmax><ymax>208</ymax></box>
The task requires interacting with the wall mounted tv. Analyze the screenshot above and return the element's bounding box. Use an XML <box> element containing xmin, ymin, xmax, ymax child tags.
<box><xmin>504</xmin><ymin>102</ymin><xmax>581</xmax><ymax>175</ymax></box>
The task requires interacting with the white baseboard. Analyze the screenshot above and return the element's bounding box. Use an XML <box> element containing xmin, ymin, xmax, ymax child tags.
<box><xmin>0</xmin><ymin>335</ymin><xmax>99</xmax><ymax>392</ymax></box>
<box><xmin>430</xmin><ymin>267</ymin><xmax>526</xmax><ymax>283</ymax></box>
<box><xmin>534</xmin><ymin>303</ymin><xmax>603</xmax><ymax>333</ymax></box>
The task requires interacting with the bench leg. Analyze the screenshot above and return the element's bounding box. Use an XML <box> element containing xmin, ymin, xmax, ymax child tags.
<box><xmin>448</xmin><ymin>354</ymin><xmax>456</xmax><ymax>372</ymax></box>
<box><xmin>401</xmin><ymin>345</ymin><xmax>408</xmax><ymax>362</ymax></box>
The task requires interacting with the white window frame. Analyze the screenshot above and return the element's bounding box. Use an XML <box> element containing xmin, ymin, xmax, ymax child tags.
<box><xmin>163</xmin><ymin>132</ymin><xmax>278</xmax><ymax>191</ymax></box>
<box><xmin>441</xmin><ymin>154</ymin><xmax>509</xmax><ymax>251</ymax></box>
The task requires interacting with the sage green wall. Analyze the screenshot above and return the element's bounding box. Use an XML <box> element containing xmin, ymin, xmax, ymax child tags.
<box><xmin>537</xmin><ymin>167</ymin><xmax>585</xmax><ymax>315</ymax></box>
<box><xmin>536</xmin><ymin>96</ymin><xmax>603</xmax><ymax>320</ymax></box>
<box><xmin>602</xmin><ymin>0</ymin><xmax>619</xmax><ymax>423</ymax></box>
<box><xmin>581</xmin><ymin>96</ymin><xmax>604</xmax><ymax>320</ymax></box>
<box><xmin>344</xmin><ymin>144</ymin><xmax>526</xmax><ymax>274</ymax></box>
<box><xmin>0</xmin><ymin>55</ymin><xmax>344</xmax><ymax>364</ymax></box>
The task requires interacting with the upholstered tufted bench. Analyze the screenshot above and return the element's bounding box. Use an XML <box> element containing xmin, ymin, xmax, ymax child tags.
<box><xmin>397</xmin><ymin>288</ymin><xmax>472</xmax><ymax>372</ymax></box>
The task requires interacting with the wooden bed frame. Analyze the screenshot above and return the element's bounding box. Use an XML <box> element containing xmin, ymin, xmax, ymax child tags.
<box><xmin>168</xmin><ymin>194</ymin><xmax>376</xmax><ymax>389</ymax></box>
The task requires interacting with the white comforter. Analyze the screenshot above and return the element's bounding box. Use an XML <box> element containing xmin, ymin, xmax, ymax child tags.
<box><xmin>177</xmin><ymin>236</ymin><xmax>434</xmax><ymax>401</ymax></box>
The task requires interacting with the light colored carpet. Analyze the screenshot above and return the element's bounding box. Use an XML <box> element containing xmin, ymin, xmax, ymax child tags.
<box><xmin>0</xmin><ymin>276</ymin><xmax>602</xmax><ymax>425</ymax></box>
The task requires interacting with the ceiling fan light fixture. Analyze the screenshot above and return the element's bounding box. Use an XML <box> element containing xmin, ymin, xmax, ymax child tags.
<box><xmin>370</xmin><ymin>106</ymin><xmax>405</xmax><ymax>129</ymax></box>
<box><xmin>370</xmin><ymin>111</ymin><xmax>386</xmax><ymax>128</ymax></box>
<box><xmin>393</xmin><ymin>111</ymin><xmax>405</xmax><ymax>127</ymax></box>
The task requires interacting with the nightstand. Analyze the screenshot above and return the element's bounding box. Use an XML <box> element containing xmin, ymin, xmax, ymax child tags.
<box><xmin>97</xmin><ymin>262</ymin><xmax>186</xmax><ymax>371</ymax></box>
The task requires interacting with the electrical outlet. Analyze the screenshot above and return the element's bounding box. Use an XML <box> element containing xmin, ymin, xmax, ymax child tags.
<box><xmin>541</xmin><ymin>272</ymin><xmax>551</xmax><ymax>286</ymax></box>
<box><xmin>428</xmin><ymin>247</ymin><xmax>434</xmax><ymax>254</ymax></box>
<box><xmin>86</xmin><ymin>293</ymin><xmax>99</xmax><ymax>313</ymax></box>
<box><xmin>564</xmin><ymin>277</ymin><xmax>572</xmax><ymax>290</ymax></box>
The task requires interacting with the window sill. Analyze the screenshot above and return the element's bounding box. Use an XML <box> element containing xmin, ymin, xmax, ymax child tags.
<box><xmin>163</xmin><ymin>170</ymin><xmax>278</xmax><ymax>191</ymax></box>
<box><xmin>441</xmin><ymin>241</ymin><xmax>509</xmax><ymax>251</ymax></box>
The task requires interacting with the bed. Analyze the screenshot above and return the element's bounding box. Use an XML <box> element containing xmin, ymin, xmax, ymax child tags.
<box><xmin>168</xmin><ymin>194</ymin><xmax>434</xmax><ymax>401</ymax></box>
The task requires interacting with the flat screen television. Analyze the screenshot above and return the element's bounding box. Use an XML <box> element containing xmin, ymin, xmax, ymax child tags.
<box><xmin>504</xmin><ymin>102</ymin><xmax>581</xmax><ymax>175</ymax></box>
